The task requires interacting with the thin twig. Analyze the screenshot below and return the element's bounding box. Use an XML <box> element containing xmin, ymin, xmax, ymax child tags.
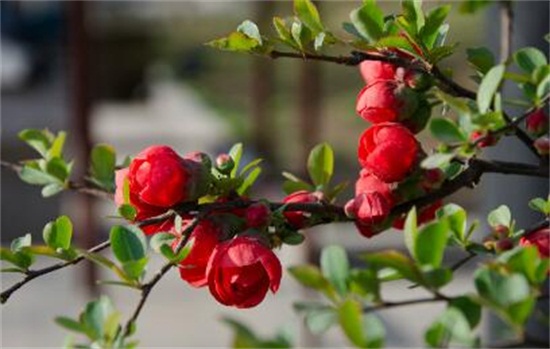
<box><xmin>364</xmin><ymin>295</ymin><xmax>448</xmax><ymax>314</ymax></box>
<box><xmin>121</xmin><ymin>217</ymin><xmax>201</xmax><ymax>338</ymax></box>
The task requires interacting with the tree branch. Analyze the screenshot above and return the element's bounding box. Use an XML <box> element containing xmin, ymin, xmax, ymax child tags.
<box><xmin>364</xmin><ymin>295</ymin><xmax>448</xmax><ymax>314</ymax></box>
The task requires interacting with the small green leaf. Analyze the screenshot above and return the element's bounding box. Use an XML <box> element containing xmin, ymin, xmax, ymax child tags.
<box><xmin>11</xmin><ymin>233</ymin><xmax>32</xmax><ymax>252</ymax></box>
<box><xmin>207</xmin><ymin>32</ymin><xmax>260</xmax><ymax>53</ymax></box>
<box><xmin>425</xmin><ymin>307</ymin><xmax>476</xmax><ymax>347</ymax></box>
<box><xmin>514</xmin><ymin>47</ymin><xmax>548</xmax><ymax>74</ymax></box>
<box><xmin>420</xmin><ymin>5</ymin><xmax>451</xmax><ymax>49</ymax></box>
<box><xmin>475</xmin><ymin>269</ymin><xmax>531</xmax><ymax>307</ymax></box>
<box><xmin>109</xmin><ymin>225</ymin><xmax>147</xmax><ymax>263</ymax></box>
<box><xmin>294</xmin><ymin>0</ymin><xmax>324</xmax><ymax>35</ymax></box>
<box><xmin>55</xmin><ymin>317</ymin><xmax>88</xmax><ymax>334</ymax></box>
<box><xmin>150</xmin><ymin>233</ymin><xmax>176</xmax><ymax>254</ymax></box>
<box><xmin>376</xmin><ymin>36</ymin><xmax>419</xmax><ymax>58</ymax></box>
<box><xmin>477</xmin><ymin>64</ymin><xmax>505</xmax><ymax>113</ymax></box>
<box><xmin>122</xmin><ymin>257</ymin><xmax>148</xmax><ymax>280</ymax></box>
<box><xmin>429</xmin><ymin>118</ymin><xmax>467</xmax><ymax>143</ymax></box>
<box><xmin>402</xmin><ymin>0</ymin><xmax>425</xmax><ymax>34</ymax></box>
<box><xmin>438</xmin><ymin>204</ymin><xmax>467</xmax><ymax>242</ymax></box>
<box><xmin>288</xmin><ymin>264</ymin><xmax>330</xmax><ymax>291</ymax></box>
<box><xmin>236</xmin><ymin>167</ymin><xmax>261</xmax><ymax>196</ymax></box>
<box><xmin>450</xmin><ymin>296</ymin><xmax>481</xmax><ymax>328</ymax></box>
<box><xmin>273</xmin><ymin>17</ymin><xmax>295</xmax><ymax>47</ymax></box>
<box><xmin>350</xmin><ymin>0</ymin><xmax>385</xmax><ymax>42</ymax></box>
<box><xmin>320</xmin><ymin>245</ymin><xmax>349</xmax><ymax>296</ymax></box>
<box><xmin>18</xmin><ymin>129</ymin><xmax>51</xmax><ymax>158</ymax></box>
<box><xmin>415</xmin><ymin>220</ymin><xmax>449</xmax><ymax>267</ymax></box>
<box><xmin>307</xmin><ymin>142</ymin><xmax>334</xmax><ymax>187</ymax></box>
<box><xmin>41</xmin><ymin>183</ymin><xmax>65</xmax><ymax>197</ymax></box>
<box><xmin>90</xmin><ymin>144</ymin><xmax>116</xmax><ymax>190</ymax></box>
<box><xmin>467</xmin><ymin>47</ymin><xmax>495</xmax><ymax>74</ymax></box>
<box><xmin>420</xmin><ymin>153</ymin><xmax>454</xmax><ymax>170</ymax></box>
<box><xmin>46</xmin><ymin>157</ymin><xmax>69</xmax><ymax>182</ymax></box>
<box><xmin>18</xmin><ymin>165</ymin><xmax>60</xmax><ymax>186</ymax></box>
<box><xmin>281</xmin><ymin>231</ymin><xmax>305</xmax><ymax>245</ymax></box>
<box><xmin>422</xmin><ymin>267</ymin><xmax>452</xmax><ymax>289</ymax></box>
<box><xmin>338</xmin><ymin>299</ymin><xmax>365</xmax><ymax>347</ymax></box>
<box><xmin>48</xmin><ymin>131</ymin><xmax>67</xmax><ymax>160</ymax></box>
<box><xmin>403</xmin><ymin>207</ymin><xmax>418</xmax><ymax>258</ymax></box>
<box><xmin>228</xmin><ymin>143</ymin><xmax>243</xmax><ymax>178</ymax></box>
<box><xmin>118</xmin><ymin>204</ymin><xmax>137</xmax><ymax>221</ymax></box>
<box><xmin>487</xmin><ymin>205</ymin><xmax>511</xmax><ymax>228</ymax></box>
<box><xmin>43</xmin><ymin>215</ymin><xmax>73</xmax><ymax>250</ymax></box>
<box><xmin>305</xmin><ymin>308</ymin><xmax>338</xmax><ymax>334</ymax></box>
<box><xmin>528</xmin><ymin>197</ymin><xmax>550</xmax><ymax>215</ymax></box>
<box><xmin>237</xmin><ymin>20</ymin><xmax>262</xmax><ymax>45</ymax></box>
<box><xmin>459</xmin><ymin>0</ymin><xmax>492</xmax><ymax>14</ymax></box>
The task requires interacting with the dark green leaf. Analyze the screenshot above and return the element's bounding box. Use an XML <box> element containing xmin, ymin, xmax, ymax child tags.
<box><xmin>90</xmin><ymin>144</ymin><xmax>116</xmax><ymax>190</ymax></box>
<box><xmin>43</xmin><ymin>215</ymin><xmax>73</xmax><ymax>250</ymax></box>
<box><xmin>349</xmin><ymin>269</ymin><xmax>380</xmax><ymax>300</ymax></box>
<box><xmin>281</xmin><ymin>232</ymin><xmax>305</xmax><ymax>245</ymax></box>
<box><xmin>376</xmin><ymin>36</ymin><xmax>419</xmax><ymax>58</ymax></box>
<box><xmin>420</xmin><ymin>5</ymin><xmax>450</xmax><ymax>49</ymax></box>
<box><xmin>477</xmin><ymin>64</ymin><xmax>505</xmax><ymax>113</ymax></box>
<box><xmin>415</xmin><ymin>220</ymin><xmax>449</xmax><ymax>267</ymax></box>
<box><xmin>467</xmin><ymin>47</ymin><xmax>495</xmax><ymax>74</ymax></box>
<box><xmin>362</xmin><ymin>250</ymin><xmax>420</xmax><ymax>283</ymax></box>
<box><xmin>514</xmin><ymin>47</ymin><xmax>548</xmax><ymax>74</ymax></box>
<box><xmin>294</xmin><ymin>0</ymin><xmax>324</xmax><ymax>35</ymax></box>
<box><xmin>46</xmin><ymin>157</ymin><xmax>69</xmax><ymax>182</ymax></box>
<box><xmin>320</xmin><ymin>245</ymin><xmax>349</xmax><ymax>296</ymax></box>
<box><xmin>450</xmin><ymin>296</ymin><xmax>481</xmax><ymax>328</ymax></box>
<box><xmin>429</xmin><ymin>118</ymin><xmax>467</xmax><ymax>143</ymax></box>
<box><xmin>350</xmin><ymin>0</ymin><xmax>385</xmax><ymax>42</ymax></box>
<box><xmin>402</xmin><ymin>0</ymin><xmax>425</xmax><ymax>34</ymax></box>
<box><xmin>421</xmin><ymin>267</ymin><xmax>452</xmax><ymax>289</ymax></box>
<box><xmin>150</xmin><ymin>233</ymin><xmax>176</xmax><ymax>254</ymax></box>
<box><xmin>425</xmin><ymin>308</ymin><xmax>476</xmax><ymax>347</ymax></box>
<box><xmin>109</xmin><ymin>225</ymin><xmax>147</xmax><ymax>263</ymax></box>
<box><xmin>307</xmin><ymin>142</ymin><xmax>334</xmax><ymax>187</ymax></box>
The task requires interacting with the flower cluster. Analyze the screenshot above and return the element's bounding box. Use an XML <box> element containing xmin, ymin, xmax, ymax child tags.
<box><xmin>345</xmin><ymin>57</ymin><xmax>441</xmax><ymax>238</ymax></box>
<box><xmin>115</xmin><ymin>146</ymin><xmax>282</xmax><ymax>308</ymax></box>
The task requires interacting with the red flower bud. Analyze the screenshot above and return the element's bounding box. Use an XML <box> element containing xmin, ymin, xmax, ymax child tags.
<box><xmin>245</xmin><ymin>203</ymin><xmax>271</xmax><ymax>228</ymax></box>
<box><xmin>525</xmin><ymin>109</ymin><xmax>548</xmax><ymax>137</ymax></box>
<box><xmin>520</xmin><ymin>228</ymin><xmax>550</xmax><ymax>258</ymax></box>
<box><xmin>470</xmin><ymin>131</ymin><xmax>497</xmax><ymax>148</ymax></box>
<box><xmin>493</xmin><ymin>224</ymin><xmax>509</xmax><ymax>238</ymax></box>
<box><xmin>534</xmin><ymin>136</ymin><xmax>550</xmax><ymax>155</ymax></box>
<box><xmin>206</xmin><ymin>236</ymin><xmax>282</xmax><ymax>308</ymax></box>
<box><xmin>173</xmin><ymin>220</ymin><xmax>222</xmax><ymax>287</ymax></box>
<box><xmin>346</xmin><ymin>192</ymin><xmax>391</xmax><ymax>227</ymax></box>
<box><xmin>359</xmin><ymin>60</ymin><xmax>397</xmax><ymax>84</ymax></box>
<box><xmin>282</xmin><ymin>190</ymin><xmax>323</xmax><ymax>229</ymax></box>
<box><xmin>496</xmin><ymin>238</ymin><xmax>514</xmax><ymax>252</ymax></box>
<box><xmin>216</xmin><ymin>153</ymin><xmax>234</xmax><ymax>173</ymax></box>
<box><xmin>355</xmin><ymin>170</ymin><xmax>394</xmax><ymax>205</ymax></box>
<box><xmin>358</xmin><ymin>123</ymin><xmax>418</xmax><ymax>183</ymax></box>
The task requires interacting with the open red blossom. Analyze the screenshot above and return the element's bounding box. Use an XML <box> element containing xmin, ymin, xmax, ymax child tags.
<box><xmin>128</xmin><ymin>145</ymin><xmax>191</xmax><ymax>207</ymax></box>
<box><xmin>356</xmin><ymin>80</ymin><xmax>402</xmax><ymax>123</ymax></box>
<box><xmin>358</xmin><ymin>123</ymin><xmax>418</xmax><ymax>183</ymax></box>
<box><xmin>520</xmin><ymin>228</ymin><xmax>550</xmax><ymax>258</ymax></box>
<box><xmin>206</xmin><ymin>236</ymin><xmax>282</xmax><ymax>308</ymax></box>
<box><xmin>173</xmin><ymin>220</ymin><xmax>223</xmax><ymax>288</ymax></box>
<box><xmin>282</xmin><ymin>190</ymin><xmax>322</xmax><ymax>229</ymax></box>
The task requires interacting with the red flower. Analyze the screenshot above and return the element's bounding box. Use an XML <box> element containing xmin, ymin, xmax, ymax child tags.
<box><xmin>359</xmin><ymin>60</ymin><xmax>396</xmax><ymax>84</ymax></box>
<box><xmin>520</xmin><ymin>228</ymin><xmax>550</xmax><ymax>258</ymax></box>
<box><xmin>356</xmin><ymin>80</ymin><xmax>402</xmax><ymax>123</ymax></box>
<box><xmin>206</xmin><ymin>236</ymin><xmax>282</xmax><ymax>308</ymax></box>
<box><xmin>245</xmin><ymin>203</ymin><xmax>271</xmax><ymax>228</ymax></box>
<box><xmin>128</xmin><ymin>145</ymin><xmax>192</xmax><ymax>207</ymax></box>
<box><xmin>282</xmin><ymin>190</ymin><xmax>322</xmax><ymax>229</ymax></box>
<box><xmin>345</xmin><ymin>192</ymin><xmax>391</xmax><ymax>225</ymax></box>
<box><xmin>358</xmin><ymin>123</ymin><xmax>418</xmax><ymax>183</ymax></box>
<box><xmin>174</xmin><ymin>220</ymin><xmax>223</xmax><ymax>288</ymax></box>
<box><xmin>525</xmin><ymin>109</ymin><xmax>548</xmax><ymax>137</ymax></box>
<box><xmin>470</xmin><ymin>131</ymin><xmax>497</xmax><ymax>148</ymax></box>
<box><xmin>355</xmin><ymin>169</ymin><xmax>394</xmax><ymax>205</ymax></box>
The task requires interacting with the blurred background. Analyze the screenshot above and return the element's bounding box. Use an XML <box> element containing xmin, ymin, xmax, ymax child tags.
<box><xmin>1</xmin><ymin>1</ymin><xmax>548</xmax><ymax>347</ymax></box>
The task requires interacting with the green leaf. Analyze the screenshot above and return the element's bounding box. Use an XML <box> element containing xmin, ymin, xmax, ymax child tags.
<box><xmin>425</xmin><ymin>307</ymin><xmax>476</xmax><ymax>347</ymax></box>
<box><xmin>487</xmin><ymin>205</ymin><xmax>511</xmax><ymax>228</ymax></box>
<box><xmin>420</xmin><ymin>5</ymin><xmax>450</xmax><ymax>49</ymax></box>
<box><xmin>338</xmin><ymin>299</ymin><xmax>365</xmax><ymax>347</ymax></box>
<box><xmin>291</xmin><ymin>20</ymin><xmax>313</xmax><ymax>52</ymax></box>
<box><xmin>467</xmin><ymin>47</ymin><xmax>495</xmax><ymax>74</ymax></box>
<box><xmin>90</xmin><ymin>144</ymin><xmax>116</xmax><ymax>190</ymax></box>
<box><xmin>420</xmin><ymin>153</ymin><xmax>454</xmax><ymax>170</ymax></box>
<box><xmin>294</xmin><ymin>0</ymin><xmax>324</xmax><ymax>35</ymax></box>
<box><xmin>41</xmin><ymin>183</ymin><xmax>65</xmax><ymax>197</ymax></box>
<box><xmin>472</xmin><ymin>111</ymin><xmax>506</xmax><ymax>130</ymax></box>
<box><xmin>477</xmin><ymin>64</ymin><xmax>505</xmax><ymax>113</ymax></box>
<box><xmin>150</xmin><ymin>233</ymin><xmax>176</xmax><ymax>254</ymax></box>
<box><xmin>320</xmin><ymin>245</ymin><xmax>349</xmax><ymax>296</ymax></box>
<box><xmin>239</xmin><ymin>158</ymin><xmax>263</xmax><ymax>176</ymax></box>
<box><xmin>376</xmin><ymin>36</ymin><xmax>419</xmax><ymax>58</ymax></box>
<box><xmin>429</xmin><ymin>118</ymin><xmax>467</xmax><ymax>143</ymax></box>
<box><xmin>350</xmin><ymin>0</ymin><xmax>385</xmax><ymax>42</ymax></box>
<box><xmin>46</xmin><ymin>157</ymin><xmax>70</xmax><ymax>182</ymax></box>
<box><xmin>81</xmin><ymin>296</ymin><xmax>116</xmax><ymax>340</ymax></box>
<box><xmin>362</xmin><ymin>250</ymin><xmax>420</xmax><ymax>283</ymax></box>
<box><xmin>281</xmin><ymin>231</ymin><xmax>305</xmax><ymax>245</ymax></box>
<box><xmin>475</xmin><ymin>269</ymin><xmax>531</xmax><ymax>307</ymax></box>
<box><xmin>11</xmin><ymin>233</ymin><xmax>32</xmax><ymax>252</ymax></box>
<box><xmin>273</xmin><ymin>17</ymin><xmax>295</xmax><ymax>47</ymax></box>
<box><xmin>18</xmin><ymin>165</ymin><xmax>60</xmax><ymax>186</ymax></box>
<box><xmin>349</xmin><ymin>269</ymin><xmax>380</xmax><ymax>299</ymax></box>
<box><xmin>438</xmin><ymin>204</ymin><xmax>467</xmax><ymax>242</ymax></box>
<box><xmin>288</xmin><ymin>264</ymin><xmax>330</xmax><ymax>291</ymax></box>
<box><xmin>528</xmin><ymin>197</ymin><xmax>550</xmax><ymax>215</ymax></box>
<box><xmin>415</xmin><ymin>220</ymin><xmax>449</xmax><ymax>267</ymax></box>
<box><xmin>459</xmin><ymin>0</ymin><xmax>492</xmax><ymax>14</ymax></box>
<box><xmin>237</xmin><ymin>20</ymin><xmax>262</xmax><ymax>45</ymax></box>
<box><xmin>122</xmin><ymin>257</ymin><xmax>148</xmax><ymax>280</ymax></box>
<box><xmin>1</xmin><ymin>247</ymin><xmax>33</xmax><ymax>269</ymax></box>
<box><xmin>48</xmin><ymin>131</ymin><xmax>67</xmax><ymax>159</ymax></box>
<box><xmin>307</xmin><ymin>142</ymin><xmax>334</xmax><ymax>187</ymax></box>
<box><xmin>305</xmin><ymin>308</ymin><xmax>338</xmax><ymax>335</ymax></box>
<box><xmin>109</xmin><ymin>225</ymin><xmax>147</xmax><ymax>263</ymax></box>
<box><xmin>281</xmin><ymin>171</ymin><xmax>314</xmax><ymax>194</ymax></box>
<box><xmin>206</xmin><ymin>32</ymin><xmax>260</xmax><ymax>53</ymax></box>
<box><xmin>403</xmin><ymin>207</ymin><xmax>418</xmax><ymax>258</ymax></box>
<box><xmin>450</xmin><ymin>296</ymin><xmax>481</xmax><ymax>328</ymax></box>
<box><xmin>498</xmin><ymin>246</ymin><xmax>547</xmax><ymax>285</ymax></box>
<box><xmin>55</xmin><ymin>317</ymin><xmax>88</xmax><ymax>334</ymax></box>
<box><xmin>228</xmin><ymin>143</ymin><xmax>243</xmax><ymax>178</ymax></box>
<box><xmin>514</xmin><ymin>47</ymin><xmax>548</xmax><ymax>74</ymax></box>
<box><xmin>314</xmin><ymin>32</ymin><xmax>326</xmax><ymax>51</ymax></box>
<box><xmin>402</xmin><ymin>0</ymin><xmax>425</xmax><ymax>34</ymax></box>
<box><xmin>236</xmin><ymin>167</ymin><xmax>261</xmax><ymax>196</ymax></box>
<box><xmin>422</xmin><ymin>267</ymin><xmax>452</xmax><ymax>289</ymax></box>
<box><xmin>118</xmin><ymin>204</ymin><xmax>137</xmax><ymax>221</ymax></box>
<box><xmin>43</xmin><ymin>215</ymin><xmax>73</xmax><ymax>250</ymax></box>
<box><xmin>18</xmin><ymin>129</ymin><xmax>51</xmax><ymax>158</ymax></box>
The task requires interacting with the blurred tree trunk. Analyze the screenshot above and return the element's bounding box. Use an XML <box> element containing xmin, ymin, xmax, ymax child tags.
<box><xmin>251</xmin><ymin>0</ymin><xmax>276</xmax><ymax>165</ymax></box>
<box><xmin>66</xmin><ymin>0</ymin><xmax>98</xmax><ymax>297</ymax></box>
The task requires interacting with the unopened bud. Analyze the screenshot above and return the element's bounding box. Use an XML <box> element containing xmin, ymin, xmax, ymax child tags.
<box><xmin>534</xmin><ymin>136</ymin><xmax>550</xmax><ymax>156</ymax></box>
<box><xmin>216</xmin><ymin>153</ymin><xmax>235</xmax><ymax>174</ymax></box>
<box><xmin>525</xmin><ymin>109</ymin><xmax>548</xmax><ymax>137</ymax></box>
